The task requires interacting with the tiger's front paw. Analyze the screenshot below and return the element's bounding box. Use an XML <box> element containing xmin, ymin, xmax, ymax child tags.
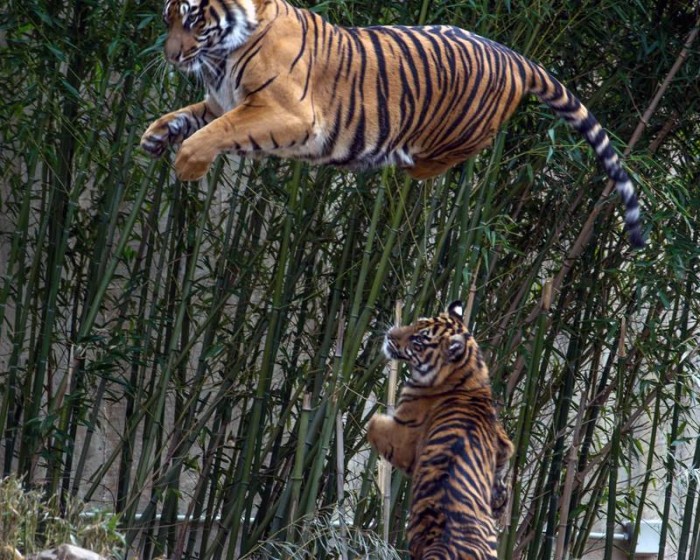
<box><xmin>174</xmin><ymin>136</ymin><xmax>217</xmax><ymax>181</ymax></box>
<box><xmin>140</xmin><ymin>113</ymin><xmax>190</xmax><ymax>158</ymax></box>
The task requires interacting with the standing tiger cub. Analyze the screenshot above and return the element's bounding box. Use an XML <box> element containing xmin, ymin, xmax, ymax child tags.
<box><xmin>367</xmin><ymin>301</ymin><xmax>514</xmax><ymax>559</ymax></box>
<box><xmin>141</xmin><ymin>0</ymin><xmax>643</xmax><ymax>248</ymax></box>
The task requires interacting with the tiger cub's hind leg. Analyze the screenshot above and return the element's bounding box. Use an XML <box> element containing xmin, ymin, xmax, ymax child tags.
<box><xmin>491</xmin><ymin>423</ymin><xmax>515</xmax><ymax>521</ymax></box>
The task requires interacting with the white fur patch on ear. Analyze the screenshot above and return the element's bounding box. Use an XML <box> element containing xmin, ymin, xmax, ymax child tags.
<box><xmin>447</xmin><ymin>300</ymin><xmax>464</xmax><ymax>320</ymax></box>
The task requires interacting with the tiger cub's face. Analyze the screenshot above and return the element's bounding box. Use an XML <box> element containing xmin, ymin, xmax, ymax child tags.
<box><xmin>383</xmin><ymin>301</ymin><xmax>484</xmax><ymax>387</ymax></box>
<box><xmin>162</xmin><ymin>0</ymin><xmax>258</xmax><ymax>73</ymax></box>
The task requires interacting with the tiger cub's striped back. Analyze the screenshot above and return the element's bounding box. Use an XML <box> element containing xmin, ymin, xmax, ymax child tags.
<box><xmin>368</xmin><ymin>301</ymin><xmax>513</xmax><ymax>559</ymax></box>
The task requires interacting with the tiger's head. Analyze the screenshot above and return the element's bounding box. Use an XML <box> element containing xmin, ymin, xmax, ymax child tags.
<box><xmin>383</xmin><ymin>301</ymin><xmax>488</xmax><ymax>388</ymax></box>
<box><xmin>161</xmin><ymin>0</ymin><xmax>259</xmax><ymax>73</ymax></box>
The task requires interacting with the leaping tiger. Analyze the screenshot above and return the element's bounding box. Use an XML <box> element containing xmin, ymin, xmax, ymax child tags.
<box><xmin>141</xmin><ymin>0</ymin><xmax>644</xmax><ymax>248</ymax></box>
<box><xmin>368</xmin><ymin>301</ymin><xmax>514</xmax><ymax>559</ymax></box>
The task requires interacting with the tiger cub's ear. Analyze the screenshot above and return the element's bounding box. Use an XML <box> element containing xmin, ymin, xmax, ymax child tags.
<box><xmin>446</xmin><ymin>333</ymin><xmax>467</xmax><ymax>362</ymax></box>
<box><xmin>447</xmin><ymin>300</ymin><xmax>464</xmax><ymax>320</ymax></box>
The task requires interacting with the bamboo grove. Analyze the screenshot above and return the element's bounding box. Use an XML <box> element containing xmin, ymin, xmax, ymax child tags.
<box><xmin>1</xmin><ymin>0</ymin><xmax>699</xmax><ymax>558</ymax></box>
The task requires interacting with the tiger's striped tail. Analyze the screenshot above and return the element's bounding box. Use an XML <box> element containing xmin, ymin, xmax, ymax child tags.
<box><xmin>525</xmin><ymin>62</ymin><xmax>644</xmax><ymax>249</ymax></box>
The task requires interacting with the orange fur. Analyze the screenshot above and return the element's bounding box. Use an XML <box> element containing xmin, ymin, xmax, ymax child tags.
<box><xmin>141</xmin><ymin>0</ymin><xmax>643</xmax><ymax>247</ymax></box>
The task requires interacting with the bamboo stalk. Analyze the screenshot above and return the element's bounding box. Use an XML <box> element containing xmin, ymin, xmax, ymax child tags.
<box><xmin>463</xmin><ymin>263</ymin><xmax>480</xmax><ymax>327</ymax></box>
<box><xmin>341</xmin><ymin>175</ymin><xmax>413</xmax><ymax>382</ymax></box>
<box><xmin>677</xmin><ymin>434</ymin><xmax>700</xmax><ymax>560</ymax></box>
<box><xmin>664</xmin><ymin>260</ymin><xmax>698</xmax><ymax>560</ymax></box>
<box><xmin>300</xmin><ymin>302</ymin><xmax>345</xmax><ymax>519</ymax></box>
<box><xmin>553</xmin><ymin>384</ymin><xmax>587</xmax><ymax>560</ymax></box>
<box><xmin>603</xmin><ymin>318</ymin><xmax>626</xmax><ymax>560</ymax></box>
<box><xmin>335</xmin><ymin>409</ymin><xmax>348</xmax><ymax>560</ymax></box>
<box><xmin>347</xmin><ymin>170</ymin><xmax>388</xmax><ymax>335</ymax></box>
<box><xmin>381</xmin><ymin>300</ymin><xmax>402</xmax><ymax>542</ymax></box>
<box><xmin>1</xmin><ymin>4</ymin><xmax>697</xmax><ymax>560</ymax></box>
<box><xmin>123</xmin><ymin>176</ymin><xmax>220</xmax><ymax>551</ymax></box>
<box><xmin>541</xmin><ymin>285</ymin><xmax>590</xmax><ymax>560</ymax></box>
<box><xmin>627</xmin><ymin>387</ymin><xmax>662</xmax><ymax>559</ymax></box>
<box><xmin>691</xmin><ymin>496</ymin><xmax>700</xmax><ymax>560</ymax></box>
<box><xmin>504</xmin><ymin>278</ymin><xmax>551</xmax><ymax>559</ymax></box>
<box><xmin>289</xmin><ymin>393</ymin><xmax>312</xmax><ymax>533</ymax></box>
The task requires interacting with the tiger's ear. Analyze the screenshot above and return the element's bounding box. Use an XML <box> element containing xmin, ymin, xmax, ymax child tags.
<box><xmin>447</xmin><ymin>300</ymin><xmax>464</xmax><ymax>320</ymax></box>
<box><xmin>446</xmin><ymin>333</ymin><xmax>467</xmax><ymax>362</ymax></box>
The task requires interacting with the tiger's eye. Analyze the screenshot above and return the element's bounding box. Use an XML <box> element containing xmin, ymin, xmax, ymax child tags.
<box><xmin>411</xmin><ymin>340</ymin><xmax>424</xmax><ymax>352</ymax></box>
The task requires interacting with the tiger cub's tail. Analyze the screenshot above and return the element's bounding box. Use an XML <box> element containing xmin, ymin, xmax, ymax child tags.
<box><xmin>525</xmin><ymin>61</ymin><xmax>644</xmax><ymax>248</ymax></box>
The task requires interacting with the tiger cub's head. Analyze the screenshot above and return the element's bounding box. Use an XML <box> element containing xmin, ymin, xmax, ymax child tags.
<box><xmin>161</xmin><ymin>0</ymin><xmax>259</xmax><ymax>73</ymax></box>
<box><xmin>383</xmin><ymin>301</ymin><xmax>488</xmax><ymax>388</ymax></box>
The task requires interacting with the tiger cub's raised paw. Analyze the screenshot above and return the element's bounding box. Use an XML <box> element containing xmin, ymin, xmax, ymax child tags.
<box><xmin>140</xmin><ymin>113</ymin><xmax>191</xmax><ymax>158</ymax></box>
<box><xmin>366</xmin><ymin>414</ymin><xmax>388</xmax><ymax>452</ymax></box>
